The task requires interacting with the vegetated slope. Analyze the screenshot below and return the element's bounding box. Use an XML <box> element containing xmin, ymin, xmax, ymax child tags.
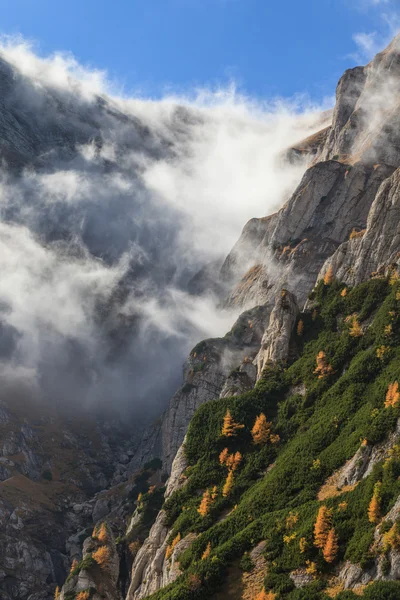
<box><xmin>140</xmin><ymin>275</ymin><xmax>400</xmax><ymax>600</ymax></box>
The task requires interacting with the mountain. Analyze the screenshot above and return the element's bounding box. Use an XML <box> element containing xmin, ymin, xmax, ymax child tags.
<box><xmin>3</xmin><ymin>32</ymin><xmax>400</xmax><ymax>600</ymax></box>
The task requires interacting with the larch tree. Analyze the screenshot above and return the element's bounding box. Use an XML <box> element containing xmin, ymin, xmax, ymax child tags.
<box><xmin>251</xmin><ymin>413</ymin><xmax>272</xmax><ymax>445</ymax></box>
<box><xmin>368</xmin><ymin>482</ymin><xmax>382</xmax><ymax>523</ymax></box>
<box><xmin>97</xmin><ymin>522</ymin><xmax>108</xmax><ymax>544</ymax></box>
<box><xmin>314</xmin><ymin>505</ymin><xmax>332</xmax><ymax>549</ymax></box>
<box><xmin>70</xmin><ymin>558</ymin><xmax>78</xmax><ymax>574</ymax></box>
<box><xmin>198</xmin><ymin>489</ymin><xmax>213</xmax><ymax>517</ymax></box>
<box><xmin>349</xmin><ymin>316</ymin><xmax>362</xmax><ymax>337</ymax></box>
<box><xmin>221</xmin><ymin>409</ymin><xmax>244</xmax><ymax>437</ymax></box>
<box><xmin>54</xmin><ymin>587</ymin><xmax>60</xmax><ymax>600</ymax></box>
<box><xmin>341</xmin><ymin>288</ymin><xmax>347</xmax><ymax>297</ymax></box>
<box><xmin>92</xmin><ymin>545</ymin><xmax>111</xmax><ymax>571</ymax></box>
<box><xmin>322</xmin><ymin>528</ymin><xmax>339</xmax><ymax>563</ymax></box>
<box><xmin>222</xmin><ymin>470</ymin><xmax>234</xmax><ymax>497</ymax></box>
<box><xmin>323</xmin><ymin>265</ymin><xmax>334</xmax><ymax>285</ymax></box>
<box><xmin>297</xmin><ymin>319</ymin><xmax>304</xmax><ymax>337</ymax></box>
<box><xmin>385</xmin><ymin>381</ymin><xmax>400</xmax><ymax>408</ymax></box>
<box><xmin>314</xmin><ymin>351</ymin><xmax>334</xmax><ymax>379</ymax></box>
<box><xmin>76</xmin><ymin>592</ymin><xmax>90</xmax><ymax>600</ymax></box>
<box><xmin>202</xmin><ymin>542</ymin><xmax>211</xmax><ymax>560</ymax></box>
<box><xmin>219</xmin><ymin>447</ymin><xmax>229</xmax><ymax>465</ymax></box>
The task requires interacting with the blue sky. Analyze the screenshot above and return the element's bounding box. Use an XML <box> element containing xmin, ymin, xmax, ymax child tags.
<box><xmin>0</xmin><ymin>0</ymin><xmax>399</xmax><ymax>102</ymax></box>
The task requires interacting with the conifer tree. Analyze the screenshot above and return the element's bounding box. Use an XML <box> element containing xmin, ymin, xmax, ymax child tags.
<box><xmin>54</xmin><ymin>587</ymin><xmax>60</xmax><ymax>600</ymax></box>
<box><xmin>92</xmin><ymin>545</ymin><xmax>111</xmax><ymax>571</ymax></box>
<box><xmin>251</xmin><ymin>413</ymin><xmax>271</xmax><ymax>445</ymax></box>
<box><xmin>385</xmin><ymin>381</ymin><xmax>400</xmax><ymax>408</ymax></box>
<box><xmin>349</xmin><ymin>316</ymin><xmax>362</xmax><ymax>337</ymax></box>
<box><xmin>341</xmin><ymin>288</ymin><xmax>347</xmax><ymax>297</ymax></box>
<box><xmin>368</xmin><ymin>482</ymin><xmax>382</xmax><ymax>523</ymax></box>
<box><xmin>314</xmin><ymin>351</ymin><xmax>334</xmax><ymax>378</ymax></box>
<box><xmin>221</xmin><ymin>409</ymin><xmax>244</xmax><ymax>437</ymax></box>
<box><xmin>70</xmin><ymin>558</ymin><xmax>78</xmax><ymax>574</ymax></box>
<box><xmin>314</xmin><ymin>505</ymin><xmax>331</xmax><ymax>548</ymax></box>
<box><xmin>297</xmin><ymin>319</ymin><xmax>304</xmax><ymax>337</ymax></box>
<box><xmin>198</xmin><ymin>489</ymin><xmax>212</xmax><ymax>517</ymax></box>
<box><xmin>323</xmin><ymin>265</ymin><xmax>334</xmax><ymax>285</ymax></box>
<box><xmin>322</xmin><ymin>528</ymin><xmax>339</xmax><ymax>563</ymax></box>
<box><xmin>97</xmin><ymin>522</ymin><xmax>108</xmax><ymax>544</ymax></box>
<box><xmin>76</xmin><ymin>592</ymin><xmax>90</xmax><ymax>600</ymax></box>
<box><xmin>165</xmin><ymin>533</ymin><xmax>181</xmax><ymax>560</ymax></box>
<box><xmin>219</xmin><ymin>447</ymin><xmax>229</xmax><ymax>465</ymax></box>
<box><xmin>222</xmin><ymin>470</ymin><xmax>234</xmax><ymax>497</ymax></box>
<box><xmin>202</xmin><ymin>542</ymin><xmax>211</xmax><ymax>560</ymax></box>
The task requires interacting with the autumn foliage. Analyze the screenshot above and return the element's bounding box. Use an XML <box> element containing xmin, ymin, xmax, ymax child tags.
<box><xmin>368</xmin><ymin>482</ymin><xmax>382</xmax><ymax>523</ymax></box>
<box><xmin>92</xmin><ymin>545</ymin><xmax>111</xmax><ymax>571</ymax></box>
<box><xmin>70</xmin><ymin>558</ymin><xmax>78</xmax><ymax>574</ymax></box>
<box><xmin>323</xmin><ymin>265</ymin><xmax>334</xmax><ymax>285</ymax></box>
<box><xmin>76</xmin><ymin>592</ymin><xmax>90</xmax><ymax>600</ymax></box>
<box><xmin>322</xmin><ymin>527</ymin><xmax>339</xmax><ymax>563</ymax></box>
<box><xmin>297</xmin><ymin>319</ymin><xmax>304</xmax><ymax>337</ymax></box>
<box><xmin>222</xmin><ymin>470</ymin><xmax>234</xmax><ymax>497</ymax></box>
<box><xmin>97</xmin><ymin>522</ymin><xmax>108</xmax><ymax>544</ymax></box>
<box><xmin>314</xmin><ymin>505</ymin><xmax>332</xmax><ymax>548</ymax></box>
<box><xmin>385</xmin><ymin>381</ymin><xmax>400</xmax><ymax>408</ymax></box>
<box><xmin>198</xmin><ymin>488</ymin><xmax>217</xmax><ymax>517</ymax></box>
<box><xmin>221</xmin><ymin>409</ymin><xmax>244</xmax><ymax>437</ymax></box>
<box><xmin>165</xmin><ymin>533</ymin><xmax>181</xmax><ymax>560</ymax></box>
<box><xmin>54</xmin><ymin>587</ymin><xmax>60</xmax><ymax>600</ymax></box>
<box><xmin>251</xmin><ymin>413</ymin><xmax>272</xmax><ymax>445</ymax></box>
<box><xmin>201</xmin><ymin>542</ymin><xmax>211</xmax><ymax>560</ymax></box>
<box><xmin>314</xmin><ymin>351</ymin><xmax>335</xmax><ymax>378</ymax></box>
<box><xmin>255</xmin><ymin>590</ymin><xmax>276</xmax><ymax>600</ymax></box>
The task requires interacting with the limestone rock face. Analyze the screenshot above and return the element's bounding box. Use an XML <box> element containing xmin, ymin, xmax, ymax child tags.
<box><xmin>127</xmin><ymin>443</ymin><xmax>192</xmax><ymax>600</ymax></box>
<box><xmin>319</xmin><ymin>167</ymin><xmax>400</xmax><ymax>285</ymax></box>
<box><xmin>254</xmin><ymin>290</ymin><xmax>299</xmax><ymax>379</ymax></box>
<box><xmin>222</xmin><ymin>160</ymin><xmax>393</xmax><ymax>313</ymax></box>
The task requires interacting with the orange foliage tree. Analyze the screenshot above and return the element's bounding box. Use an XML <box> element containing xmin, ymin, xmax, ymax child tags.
<box><xmin>297</xmin><ymin>319</ymin><xmax>304</xmax><ymax>337</ymax></box>
<box><xmin>70</xmin><ymin>558</ymin><xmax>78</xmax><ymax>574</ymax></box>
<box><xmin>92</xmin><ymin>545</ymin><xmax>111</xmax><ymax>571</ymax></box>
<box><xmin>251</xmin><ymin>413</ymin><xmax>272</xmax><ymax>445</ymax></box>
<box><xmin>323</xmin><ymin>265</ymin><xmax>334</xmax><ymax>285</ymax></box>
<box><xmin>222</xmin><ymin>470</ymin><xmax>234</xmax><ymax>497</ymax></box>
<box><xmin>54</xmin><ymin>587</ymin><xmax>60</xmax><ymax>600</ymax></box>
<box><xmin>368</xmin><ymin>482</ymin><xmax>382</xmax><ymax>523</ymax></box>
<box><xmin>97</xmin><ymin>522</ymin><xmax>108</xmax><ymax>544</ymax></box>
<box><xmin>221</xmin><ymin>409</ymin><xmax>244</xmax><ymax>437</ymax></box>
<box><xmin>165</xmin><ymin>532</ymin><xmax>181</xmax><ymax>560</ymax></box>
<box><xmin>385</xmin><ymin>381</ymin><xmax>400</xmax><ymax>408</ymax></box>
<box><xmin>219</xmin><ymin>447</ymin><xmax>229</xmax><ymax>465</ymax></box>
<box><xmin>76</xmin><ymin>592</ymin><xmax>90</xmax><ymax>600</ymax></box>
<box><xmin>322</xmin><ymin>528</ymin><xmax>339</xmax><ymax>563</ymax></box>
<box><xmin>202</xmin><ymin>542</ymin><xmax>211</xmax><ymax>560</ymax></box>
<box><xmin>314</xmin><ymin>505</ymin><xmax>332</xmax><ymax>549</ymax></box>
<box><xmin>226</xmin><ymin>451</ymin><xmax>242</xmax><ymax>471</ymax></box>
<box><xmin>314</xmin><ymin>351</ymin><xmax>334</xmax><ymax>379</ymax></box>
<box><xmin>198</xmin><ymin>489</ymin><xmax>213</xmax><ymax>517</ymax></box>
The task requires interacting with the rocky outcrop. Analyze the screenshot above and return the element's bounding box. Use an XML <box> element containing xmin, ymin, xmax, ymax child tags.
<box><xmin>129</xmin><ymin>304</ymin><xmax>272</xmax><ymax>474</ymax></box>
<box><xmin>254</xmin><ymin>290</ymin><xmax>299</xmax><ymax>379</ymax></box>
<box><xmin>319</xmin><ymin>166</ymin><xmax>400</xmax><ymax>286</ymax></box>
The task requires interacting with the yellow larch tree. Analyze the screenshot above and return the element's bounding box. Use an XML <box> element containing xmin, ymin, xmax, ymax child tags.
<box><xmin>54</xmin><ymin>587</ymin><xmax>60</xmax><ymax>600</ymax></box>
<box><xmin>76</xmin><ymin>592</ymin><xmax>90</xmax><ymax>600</ymax></box>
<box><xmin>165</xmin><ymin>532</ymin><xmax>181</xmax><ymax>560</ymax></box>
<box><xmin>92</xmin><ymin>545</ymin><xmax>111</xmax><ymax>571</ymax></box>
<box><xmin>385</xmin><ymin>382</ymin><xmax>400</xmax><ymax>408</ymax></box>
<box><xmin>322</xmin><ymin>528</ymin><xmax>339</xmax><ymax>563</ymax></box>
<box><xmin>255</xmin><ymin>590</ymin><xmax>276</xmax><ymax>600</ymax></box>
<box><xmin>341</xmin><ymin>288</ymin><xmax>347</xmax><ymax>297</ymax></box>
<box><xmin>383</xmin><ymin>522</ymin><xmax>400</xmax><ymax>551</ymax></box>
<box><xmin>297</xmin><ymin>319</ymin><xmax>304</xmax><ymax>337</ymax></box>
<box><xmin>226</xmin><ymin>451</ymin><xmax>242</xmax><ymax>471</ymax></box>
<box><xmin>198</xmin><ymin>489</ymin><xmax>213</xmax><ymax>517</ymax></box>
<box><xmin>349</xmin><ymin>316</ymin><xmax>362</xmax><ymax>337</ymax></box>
<box><xmin>97</xmin><ymin>522</ymin><xmax>108</xmax><ymax>544</ymax></box>
<box><xmin>202</xmin><ymin>542</ymin><xmax>211</xmax><ymax>560</ymax></box>
<box><xmin>324</xmin><ymin>265</ymin><xmax>334</xmax><ymax>285</ymax></box>
<box><xmin>251</xmin><ymin>413</ymin><xmax>272</xmax><ymax>445</ymax></box>
<box><xmin>219</xmin><ymin>447</ymin><xmax>229</xmax><ymax>465</ymax></box>
<box><xmin>222</xmin><ymin>470</ymin><xmax>234</xmax><ymax>497</ymax></box>
<box><xmin>314</xmin><ymin>505</ymin><xmax>332</xmax><ymax>549</ymax></box>
<box><xmin>299</xmin><ymin>537</ymin><xmax>307</xmax><ymax>553</ymax></box>
<box><xmin>70</xmin><ymin>558</ymin><xmax>78</xmax><ymax>574</ymax></box>
<box><xmin>314</xmin><ymin>351</ymin><xmax>334</xmax><ymax>379</ymax></box>
<box><xmin>221</xmin><ymin>409</ymin><xmax>244</xmax><ymax>437</ymax></box>
<box><xmin>368</xmin><ymin>482</ymin><xmax>382</xmax><ymax>523</ymax></box>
